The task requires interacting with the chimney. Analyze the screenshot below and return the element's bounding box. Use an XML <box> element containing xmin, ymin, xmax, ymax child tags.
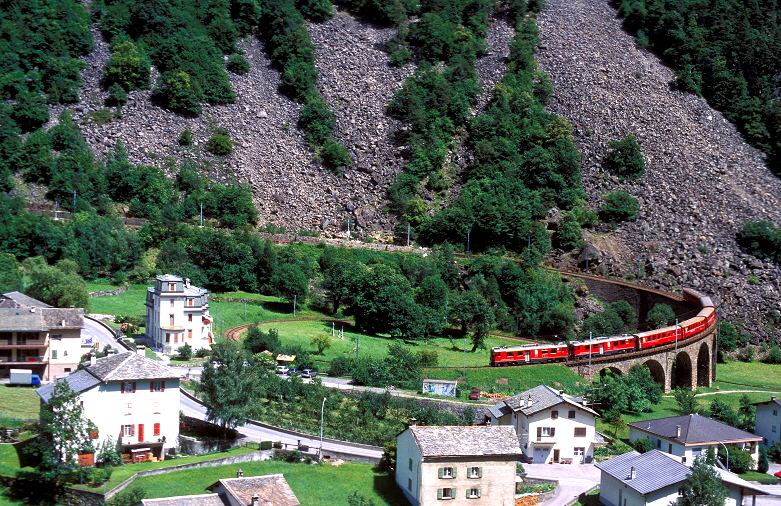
<box><xmin>30</xmin><ymin>306</ymin><xmax>35</xmax><ymax>313</ymax></box>
<box><xmin>410</xmin><ymin>417</ymin><xmax>417</xmax><ymax>427</ymax></box>
<box><xmin>486</xmin><ymin>420</ymin><xmax>492</xmax><ymax>427</ymax></box>
<box><xmin>236</xmin><ymin>469</ymin><xmax>244</xmax><ymax>478</ymax></box>
<box><xmin>527</xmin><ymin>395</ymin><xmax>532</xmax><ymax>406</ymax></box>
<box><xmin>629</xmin><ymin>466</ymin><xmax>636</xmax><ymax>480</ymax></box>
<box><xmin>559</xmin><ymin>390</ymin><xmax>565</xmax><ymax>396</ymax></box>
<box><xmin>90</xmin><ymin>354</ymin><xmax>97</xmax><ymax>365</ymax></box>
<box><xmin>772</xmin><ymin>396</ymin><xmax>777</xmax><ymax>401</ymax></box>
<box><xmin>676</xmin><ymin>425</ymin><xmax>681</xmax><ymax>438</ymax></box>
<box><xmin>185</xmin><ymin>278</ymin><xmax>191</xmax><ymax>288</ymax></box>
<box><xmin>251</xmin><ymin>494</ymin><xmax>259</xmax><ymax>506</ymax></box>
<box><xmin>136</xmin><ymin>346</ymin><xmax>145</xmax><ymax>357</ymax></box>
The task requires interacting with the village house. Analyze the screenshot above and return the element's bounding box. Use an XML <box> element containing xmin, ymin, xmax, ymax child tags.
<box><xmin>140</xmin><ymin>470</ymin><xmax>300</xmax><ymax>506</ymax></box>
<box><xmin>36</xmin><ymin>351</ymin><xmax>181</xmax><ymax>462</ymax></box>
<box><xmin>487</xmin><ymin>384</ymin><xmax>599</xmax><ymax>464</ymax></box>
<box><xmin>0</xmin><ymin>291</ymin><xmax>88</xmax><ymax>381</ymax></box>
<box><xmin>596</xmin><ymin>449</ymin><xmax>771</xmax><ymax>506</ymax></box>
<box><xmin>753</xmin><ymin>396</ymin><xmax>781</xmax><ymax>446</ymax></box>
<box><xmin>144</xmin><ymin>274</ymin><xmax>213</xmax><ymax>355</ymax></box>
<box><xmin>627</xmin><ymin>414</ymin><xmax>761</xmax><ymax>467</ymax></box>
<box><xmin>395</xmin><ymin>424</ymin><xmax>522</xmax><ymax>506</ymax></box>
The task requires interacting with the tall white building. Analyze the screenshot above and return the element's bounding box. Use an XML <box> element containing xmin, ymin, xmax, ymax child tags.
<box><xmin>144</xmin><ymin>275</ymin><xmax>213</xmax><ymax>355</ymax></box>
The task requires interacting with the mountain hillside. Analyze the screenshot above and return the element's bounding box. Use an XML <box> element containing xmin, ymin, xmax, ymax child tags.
<box><xmin>44</xmin><ymin>0</ymin><xmax>781</xmax><ymax>340</ymax></box>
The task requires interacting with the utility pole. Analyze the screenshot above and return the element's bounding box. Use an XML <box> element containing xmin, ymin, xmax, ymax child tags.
<box><xmin>346</xmin><ymin>218</ymin><xmax>351</xmax><ymax>240</ymax></box>
<box><xmin>355</xmin><ymin>333</ymin><xmax>358</xmax><ymax>358</ymax></box>
<box><xmin>588</xmin><ymin>332</ymin><xmax>593</xmax><ymax>375</ymax></box>
<box><xmin>72</xmin><ymin>189</ymin><xmax>77</xmax><ymax>212</ymax></box>
<box><xmin>320</xmin><ymin>397</ymin><xmax>327</xmax><ymax>459</ymax></box>
<box><xmin>54</xmin><ymin>201</ymin><xmax>59</xmax><ymax>221</ymax></box>
<box><xmin>463</xmin><ymin>335</ymin><xmax>467</xmax><ymax>376</ymax></box>
<box><xmin>467</xmin><ymin>230</ymin><xmax>471</xmax><ymax>254</ymax></box>
<box><xmin>243</xmin><ymin>298</ymin><xmax>246</xmax><ymax>319</ymax></box>
<box><xmin>293</xmin><ymin>294</ymin><xmax>297</xmax><ymax>317</ymax></box>
<box><xmin>407</xmin><ymin>223</ymin><xmax>410</xmax><ymax>247</ymax></box>
<box><xmin>200</xmin><ymin>203</ymin><xmax>203</xmax><ymax>227</ymax></box>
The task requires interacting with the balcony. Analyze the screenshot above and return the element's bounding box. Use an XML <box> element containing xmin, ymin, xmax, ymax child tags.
<box><xmin>0</xmin><ymin>341</ymin><xmax>48</xmax><ymax>349</ymax></box>
<box><xmin>0</xmin><ymin>356</ymin><xmax>47</xmax><ymax>364</ymax></box>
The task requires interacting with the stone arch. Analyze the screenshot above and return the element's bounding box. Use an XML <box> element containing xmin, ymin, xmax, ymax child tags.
<box><xmin>671</xmin><ymin>351</ymin><xmax>693</xmax><ymax>390</ymax></box>
<box><xmin>599</xmin><ymin>366</ymin><xmax>624</xmax><ymax>379</ymax></box>
<box><xmin>697</xmin><ymin>342</ymin><xmax>711</xmax><ymax>387</ymax></box>
<box><xmin>643</xmin><ymin>359</ymin><xmax>666</xmax><ymax>388</ymax></box>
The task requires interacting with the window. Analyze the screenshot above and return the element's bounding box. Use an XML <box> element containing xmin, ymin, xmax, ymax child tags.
<box><xmin>568</xmin><ymin>410</ymin><xmax>576</xmax><ymax>419</ymax></box>
<box><xmin>188</xmin><ymin>314</ymin><xmax>193</xmax><ymax>322</ymax></box>
<box><xmin>121</xmin><ymin>381</ymin><xmax>136</xmax><ymax>394</ymax></box>
<box><xmin>151</xmin><ymin>381</ymin><xmax>165</xmax><ymax>392</ymax></box>
<box><xmin>0</xmin><ymin>332</ymin><xmax>10</xmax><ymax>344</ymax></box>
<box><xmin>468</xmin><ymin>467</ymin><xmax>482</xmax><ymax>478</ymax></box>
<box><xmin>126</xmin><ymin>403</ymin><xmax>132</xmax><ymax>415</ymax></box>
<box><xmin>466</xmin><ymin>488</ymin><xmax>481</xmax><ymax>499</ymax></box>
<box><xmin>669</xmin><ymin>444</ymin><xmax>673</xmax><ymax>453</ymax></box>
<box><xmin>439</xmin><ymin>467</ymin><xmax>456</xmax><ymax>479</ymax></box>
<box><xmin>773</xmin><ymin>426</ymin><xmax>777</xmax><ymax>433</ymax></box>
<box><xmin>153</xmin><ymin>401</ymin><xmax>160</xmax><ymax>414</ymax></box>
<box><xmin>166</xmin><ymin>333</ymin><xmax>171</xmax><ymax>343</ymax></box>
<box><xmin>657</xmin><ymin>439</ymin><xmax>661</xmax><ymax>449</ymax></box>
<box><xmin>574</xmin><ymin>427</ymin><xmax>587</xmax><ymax>437</ymax></box>
<box><xmin>551</xmin><ymin>410</ymin><xmax>558</xmax><ymax>419</ymax></box>
<box><xmin>774</xmin><ymin>410</ymin><xmax>778</xmax><ymax>416</ymax></box>
<box><xmin>51</xmin><ymin>350</ymin><xmax>57</xmax><ymax>359</ymax></box>
<box><xmin>537</xmin><ymin>427</ymin><xmax>555</xmax><ymax>438</ymax></box>
<box><xmin>408</xmin><ymin>478</ymin><xmax>412</xmax><ymax>490</ymax></box>
<box><xmin>408</xmin><ymin>458</ymin><xmax>413</xmax><ymax>471</ymax></box>
<box><xmin>188</xmin><ymin>329</ymin><xmax>192</xmax><ymax>340</ymax></box>
<box><xmin>169</xmin><ymin>283</ymin><xmax>175</xmax><ymax>291</ymax></box>
<box><xmin>153</xmin><ymin>423</ymin><xmax>161</xmax><ymax>436</ymax></box>
<box><xmin>64</xmin><ymin>368</ymin><xmax>71</xmax><ymax>373</ymax></box>
<box><xmin>437</xmin><ymin>488</ymin><xmax>455</xmax><ymax>500</ymax></box>
<box><xmin>187</xmin><ymin>298</ymin><xmax>194</xmax><ymax>307</ymax></box>
<box><xmin>169</xmin><ymin>314</ymin><xmax>175</xmax><ymax>326</ymax></box>
<box><xmin>51</xmin><ymin>334</ymin><xmax>62</xmax><ymax>340</ymax></box>
<box><xmin>170</xmin><ymin>299</ymin><xmax>174</xmax><ymax>308</ymax></box>
<box><xmin>574</xmin><ymin>447</ymin><xmax>585</xmax><ymax>456</ymax></box>
<box><xmin>123</xmin><ymin>424</ymin><xmax>134</xmax><ymax>437</ymax></box>
<box><xmin>63</xmin><ymin>350</ymin><xmax>68</xmax><ymax>356</ymax></box>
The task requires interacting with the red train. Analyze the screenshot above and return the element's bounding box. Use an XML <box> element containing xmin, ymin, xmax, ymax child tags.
<box><xmin>490</xmin><ymin>288</ymin><xmax>716</xmax><ymax>366</ymax></box>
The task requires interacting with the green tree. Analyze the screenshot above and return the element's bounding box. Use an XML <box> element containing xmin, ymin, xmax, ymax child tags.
<box><xmin>673</xmin><ymin>387</ymin><xmax>699</xmax><ymax>415</ymax></box>
<box><xmin>195</xmin><ymin>341</ymin><xmax>263</xmax><ymax>436</ymax></box>
<box><xmin>103</xmin><ymin>38</ymin><xmax>151</xmax><ymax>91</ymax></box>
<box><xmin>0</xmin><ymin>252</ymin><xmax>23</xmax><ymax>292</ymax></box>
<box><xmin>206</xmin><ymin>133</ymin><xmax>233</xmax><ymax>155</ymax></box>
<box><xmin>24</xmin><ymin>258</ymin><xmax>90</xmax><ymax>309</ymax></box>
<box><xmin>11</xmin><ymin>91</ymin><xmax>49</xmax><ymax>132</ymax></box>
<box><xmin>451</xmin><ymin>290</ymin><xmax>494</xmax><ymax>351</ymax></box>
<box><xmin>605</xmin><ymin>135</ymin><xmax>645</xmax><ymax>180</ymax></box>
<box><xmin>178</xmin><ymin>342</ymin><xmax>193</xmax><ymax>361</ymax></box>
<box><xmin>599</xmin><ymin>190</ymin><xmax>639</xmax><ymax>222</ymax></box>
<box><xmin>633</xmin><ymin>436</ymin><xmax>653</xmax><ymax>453</ymax></box>
<box><xmin>26</xmin><ymin>380</ymin><xmax>98</xmax><ymax>485</ymax></box>
<box><xmin>738</xmin><ymin>394</ymin><xmax>755</xmax><ymax>431</ymax></box>
<box><xmin>244</xmin><ymin>325</ymin><xmax>280</xmax><ymax>354</ymax></box>
<box><xmin>153</xmin><ymin>70</ymin><xmax>203</xmax><ymax>115</ymax></box>
<box><xmin>676</xmin><ymin>456</ymin><xmax>728</xmax><ymax>506</ymax></box>
<box><xmin>603</xmin><ymin>407</ymin><xmax>627</xmax><ymax>439</ymax></box>
<box><xmin>758</xmin><ymin>445</ymin><xmax>769</xmax><ymax>473</ymax></box>
<box><xmin>108</xmin><ymin>487</ymin><xmax>146</xmax><ymax>506</ymax></box>
<box><xmin>310</xmin><ymin>334</ymin><xmax>332</xmax><ymax>355</ymax></box>
<box><xmin>708</xmin><ymin>398</ymin><xmax>739</xmax><ymax>427</ymax></box>
<box><xmin>647</xmin><ymin>303</ymin><xmax>675</xmax><ymax>328</ymax></box>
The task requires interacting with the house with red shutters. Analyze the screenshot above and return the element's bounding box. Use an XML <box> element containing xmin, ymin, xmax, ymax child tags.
<box><xmin>37</xmin><ymin>351</ymin><xmax>180</xmax><ymax>462</ymax></box>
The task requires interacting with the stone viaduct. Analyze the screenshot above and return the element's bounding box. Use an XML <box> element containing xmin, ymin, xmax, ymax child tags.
<box><xmin>558</xmin><ymin>271</ymin><xmax>717</xmax><ymax>392</ymax></box>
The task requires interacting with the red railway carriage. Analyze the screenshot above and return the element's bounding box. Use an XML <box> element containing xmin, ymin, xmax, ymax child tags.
<box><xmin>570</xmin><ymin>335</ymin><xmax>635</xmax><ymax>358</ymax></box>
<box><xmin>491</xmin><ymin>343</ymin><xmax>569</xmax><ymax>366</ymax></box>
<box><xmin>636</xmin><ymin>324</ymin><xmax>682</xmax><ymax>349</ymax></box>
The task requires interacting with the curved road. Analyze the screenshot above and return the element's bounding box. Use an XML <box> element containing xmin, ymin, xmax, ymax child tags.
<box><xmin>178</xmin><ymin>389</ymin><xmax>383</xmax><ymax>461</ymax></box>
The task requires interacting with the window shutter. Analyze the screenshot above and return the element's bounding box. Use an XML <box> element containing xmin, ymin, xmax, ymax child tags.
<box><xmin>477</xmin><ymin>488</ymin><xmax>482</xmax><ymax>498</ymax></box>
<box><xmin>537</xmin><ymin>427</ymin><xmax>542</xmax><ymax>438</ymax></box>
<box><xmin>450</xmin><ymin>488</ymin><xmax>456</xmax><ymax>498</ymax></box>
<box><xmin>161</xmin><ymin>381</ymin><xmax>165</xmax><ymax>392</ymax></box>
<box><xmin>451</xmin><ymin>467</ymin><xmax>457</xmax><ymax>478</ymax></box>
<box><xmin>121</xmin><ymin>382</ymin><xmax>125</xmax><ymax>394</ymax></box>
<box><xmin>466</xmin><ymin>489</ymin><xmax>470</xmax><ymax>499</ymax></box>
<box><xmin>120</xmin><ymin>425</ymin><xmax>123</xmax><ymax>437</ymax></box>
<box><xmin>478</xmin><ymin>467</ymin><xmax>482</xmax><ymax>478</ymax></box>
<box><xmin>130</xmin><ymin>425</ymin><xmax>135</xmax><ymax>436</ymax></box>
<box><xmin>132</xmin><ymin>382</ymin><xmax>136</xmax><ymax>393</ymax></box>
<box><xmin>150</xmin><ymin>382</ymin><xmax>154</xmax><ymax>392</ymax></box>
<box><xmin>551</xmin><ymin>427</ymin><xmax>555</xmax><ymax>437</ymax></box>
<box><xmin>437</xmin><ymin>488</ymin><xmax>443</xmax><ymax>499</ymax></box>
<box><xmin>438</xmin><ymin>468</ymin><xmax>444</xmax><ymax>479</ymax></box>
<box><xmin>154</xmin><ymin>423</ymin><xmax>160</xmax><ymax>436</ymax></box>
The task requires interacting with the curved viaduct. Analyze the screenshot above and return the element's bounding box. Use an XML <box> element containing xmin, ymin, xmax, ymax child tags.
<box><xmin>557</xmin><ymin>271</ymin><xmax>718</xmax><ymax>393</ymax></box>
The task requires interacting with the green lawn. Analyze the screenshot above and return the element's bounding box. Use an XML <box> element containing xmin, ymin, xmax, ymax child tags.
<box><xmin>133</xmin><ymin>460</ymin><xmax>407</xmax><ymax>505</ymax></box>
<box><xmin>715</xmin><ymin>361</ymin><xmax>781</xmax><ymax>390</ymax></box>
<box><xmin>572</xmin><ymin>488</ymin><xmax>600</xmax><ymax>506</ymax></box>
<box><xmin>86</xmin><ymin>284</ymin><xmax>149</xmax><ymax>317</ymax></box>
<box><xmin>423</xmin><ymin>364</ymin><xmax>588</xmax><ymax>398</ymax></box>
<box><xmin>0</xmin><ymin>385</ymin><xmax>40</xmax><ymax>424</ymax></box>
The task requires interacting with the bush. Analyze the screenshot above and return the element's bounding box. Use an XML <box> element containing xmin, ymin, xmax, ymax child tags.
<box><xmin>260</xmin><ymin>441</ymin><xmax>272</xmax><ymax>450</ymax></box>
<box><xmin>152</xmin><ymin>70</ymin><xmax>203</xmax><ymax>115</ymax></box>
<box><xmin>762</xmin><ymin>345</ymin><xmax>781</xmax><ymax>364</ymax></box>
<box><xmin>321</xmin><ymin>138</ymin><xmax>351</xmax><ymax>173</ymax></box>
<box><xmin>206</xmin><ymin>133</ymin><xmax>233</xmax><ymax>155</ymax></box>
<box><xmin>647</xmin><ymin>303</ymin><xmax>675</xmax><ymax>328</ymax></box>
<box><xmin>226</xmin><ymin>53</ymin><xmax>251</xmax><ymax>75</ymax></box>
<box><xmin>107</xmin><ymin>83</ymin><xmax>128</xmax><ymax>106</ymax></box>
<box><xmin>768</xmin><ymin>441</ymin><xmax>781</xmax><ymax>462</ymax></box>
<box><xmin>759</xmin><ymin>445</ymin><xmax>769</xmax><ymax>473</ymax></box>
<box><xmin>633</xmin><ymin>437</ymin><xmax>653</xmax><ymax>453</ymax></box>
<box><xmin>416</xmin><ymin>350</ymin><xmax>438</xmax><ymax>367</ymax></box>
<box><xmin>737</xmin><ymin>346</ymin><xmax>755</xmax><ymax>362</ymax></box>
<box><xmin>599</xmin><ymin>190</ymin><xmax>639</xmax><ymax>222</ymax></box>
<box><xmin>299</xmin><ymin>97</ymin><xmax>335</xmax><ymax>145</ymax></box>
<box><xmin>328</xmin><ymin>356</ymin><xmax>355</xmax><ymax>377</ymax></box>
<box><xmin>605</xmin><ymin>135</ymin><xmax>645</xmax><ymax>180</ymax></box>
<box><xmin>179</xmin><ymin>130</ymin><xmax>193</xmax><ymax>146</ymax></box>
<box><xmin>178</xmin><ymin>342</ymin><xmax>193</xmax><ymax>361</ymax></box>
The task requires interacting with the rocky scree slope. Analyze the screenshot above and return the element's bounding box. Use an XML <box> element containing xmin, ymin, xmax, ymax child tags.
<box><xmin>536</xmin><ymin>0</ymin><xmax>781</xmax><ymax>340</ymax></box>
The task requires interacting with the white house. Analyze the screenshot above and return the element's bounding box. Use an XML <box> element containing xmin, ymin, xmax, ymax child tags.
<box><xmin>36</xmin><ymin>351</ymin><xmax>181</xmax><ymax>461</ymax></box>
<box><xmin>596</xmin><ymin>450</ymin><xmax>772</xmax><ymax>506</ymax></box>
<box><xmin>753</xmin><ymin>396</ymin><xmax>781</xmax><ymax>446</ymax></box>
<box><xmin>144</xmin><ymin>274</ymin><xmax>213</xmax><ymax>355</ymax></box>
<box><xmin>395</xmin><ymin>424</ymin><xmax>522</xmax><ymax>506</ymax></box>
<box><xmin>0</xmin><ymin>291</ymin><xmax>88</xmax><ymax>381</ymax></box>
<box><xmin>487</xmin><ymin>384</ymin><xmax>599</xmax><ymax>464</ymax></box>
<box><xmin>628</xmin><ymin>414</ymin><xmax>761</xmax><ymax>466</ymax></box>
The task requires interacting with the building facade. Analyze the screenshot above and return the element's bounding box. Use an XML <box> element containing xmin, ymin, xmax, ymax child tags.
<box><xmin>37</xmin><ymin>351</ymin><xmax>181</xmax><ymax>460</ymax></box>
<box><xmin>628</xmin><ymin>414</ymin><xmax>761</xmax><ymax>467</ymax></box>
<box><xmin>753</xmin><ymin>397</ymin><xmax>781</xmax><ymax>446</ymax></box>
<box><xmin>487</xmin><ymin>384</ymin><xmax>599</xmax><ymax>464</ymax></box>
<box><xmin>144</xmin><ymin>274</ymin><xmax>213</xmax><ymax>355</ymax></box>
<box><xmin>396</xmin><ymin>425</ymin><xmax>521</xmax><ymax>506</ymax></box>
<box><xmin>0</xmin><ymin>292</ymin><xmax>87</xmax><ymax>381</ymax></box>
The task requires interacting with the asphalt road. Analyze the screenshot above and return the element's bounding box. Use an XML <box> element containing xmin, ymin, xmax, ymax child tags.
<box><xmin>83</xmin><ymin>316</ymin><xmax>122</xmax><ymax>351</ymax></box>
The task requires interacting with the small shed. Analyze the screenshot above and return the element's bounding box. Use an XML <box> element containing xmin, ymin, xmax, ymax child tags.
<box><xmin>276</xmin><ymin>354</ymin><xmax>296</xmax><ymax>364</ymax></box>
<box><xmin>422</xmin><ymin>379</ymin><xmax>457</xmax><ymax>397</ymax></box>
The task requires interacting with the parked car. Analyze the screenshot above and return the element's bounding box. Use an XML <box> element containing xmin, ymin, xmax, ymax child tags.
<box><xmin>287</xmin><ymin>368</ymin><xmax>301</xmax><ymax>376</ymax></box>
<box><xmin>774</xmin><ymin>470</ymin><xmax>781</xmax><ymax>478</ymax></box>
<box><xmin>468</xmin><ymin>388</ymin><xmax>481</xmax><ymax>400</ymax></box>
<box><xmin>275</xmin><ymin>365</ymin><xmax>289</xmax><ymax>374</ymax></box>
<box><xmin>301</xmin><ymin>369</ymin><xmax>318</xmax><ymax>378</ymax></box>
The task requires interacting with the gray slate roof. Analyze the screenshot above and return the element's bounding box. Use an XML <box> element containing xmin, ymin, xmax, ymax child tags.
<box><xmin>497</xmin><ymin>384</ymin><xmax>599</xmax><ymax>417</ymax></box>
<box><xmin>0</xmin><ymin>292</ymin><xmax>52</xmax><ymax>308</ymax></box>
<box><xmin>207</xmin><ymin>474</ymin><xmax>300</xmax><ymax>506</ymax></box>
<box><xmin>36</xmin><ymin>370</ymin><xmax>101</xmax><ymax>402</ymax></box>
<box><xmin>596</xmin><ymin>450</ymin><xmax>690</xmax><ymax>495</ymax></box>
<box><xmin>409</xmin><ymin>426</ymin><xmax>522</xmax><ymax>458</ymax></box>
<box><xmin>628</xmin><ymin>414</ymin><xmax>761</xmax><ymax>445</ymax></box>
<box><xmin>141</xmin><ymin>494</ymin><xmax>227</xmax><ymax>506</ymax></box>
<box><xmin>0</xmin><ymin>308</ymin><xmax>47</xmax><ymax>331</ymax></box>
<box><xmin>86</xmin><ymin>352</ymin><xmax>180</xmax><ymax>381</ymax></box>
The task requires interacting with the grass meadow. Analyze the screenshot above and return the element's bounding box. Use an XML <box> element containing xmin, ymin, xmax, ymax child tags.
<box><xmin>0</xmin><ymin>386</ymin><xmax>40</xmax><ymax>424</ymax></box>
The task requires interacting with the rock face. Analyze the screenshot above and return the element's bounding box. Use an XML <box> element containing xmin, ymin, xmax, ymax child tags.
<box><xmin>535</xmin><ymin>0</ymin><xmax>781</xmax><ymax>339</ymax></box>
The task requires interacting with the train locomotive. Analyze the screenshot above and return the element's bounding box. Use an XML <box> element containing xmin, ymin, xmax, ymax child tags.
<box><xmin>490</xmin><ymin>289</ymin><xmax>716</xmax><ymax>367</ymax></box>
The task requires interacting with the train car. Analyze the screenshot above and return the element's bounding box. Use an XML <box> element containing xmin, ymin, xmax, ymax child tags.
<box><xmin>570</xmin><ymin>335</ymin><xmax>636</xmax><ymax>358</ymax></box>
<box><xmin>636</xmin><ymin>324</ymin><xmax>684</xmax><ymax>349</ymax></box>
<box><xmin>491</xmin><ymin>343</ymin><xmax>569</xmax><ymax>366</ymax></box>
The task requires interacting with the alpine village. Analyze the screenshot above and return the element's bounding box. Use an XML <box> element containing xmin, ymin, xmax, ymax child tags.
<box><xmin>1</xmin><ymin>0</ymin><xmax>781</xmax><ymax>504</ymax></box>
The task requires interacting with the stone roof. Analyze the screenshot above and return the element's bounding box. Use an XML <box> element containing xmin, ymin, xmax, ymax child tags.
<box><xmin>498</xmin><ymin>384</ymin><xmax>599</xmax><ymax>417</ymax></box>
<box><xmin>714</xmin><ymin>467</ymin><xmax>772</xmax><ymax>495</ymax></box>
<box><xmin>207</xmin><ymin>474</ymin><xmax>300</xmax><ymax>506</ymax></box>
<box><xmin>37</xmin><ymin>370</ymin><xmax>101</xmax><ymax>402</ymax></box>
<box><xmin>408</xmin><ymin>426</ymin><xmax>522</xmax><ymax>458</ymax></box>
<box><xmin>488</xmin><ymin>403</ymin><xmax>512</xmax><ymax>419</ymax></box>
<box><xmin>0</xmin><ymin>308</ymin><xmax>47</xmax><ymax>331</ymax></box>
<box><xmin>86</xmin><ymin>352</ymin><xmax>181</xmax><ymax>382</ymax></box>
<box><xmin>41</xmin><ymin>308</ymin><xmax>84</xmax><ymax>329</ymax></box>
<box><xmin>141</xmin><ymin>494</ymin><xmax>227</xmax><ymax>506</ymax></box>
<box><xmin>0</xmin><ymin>292</ymin><xmax>52</xmax><ymax>308</ymax></box>
<box><xmin>596</xmin><ymin>450</ymin><xmax>690</xmax><ymax>495</ymax></box>
<box><xmin>628</xmin><ymin>414</ymin><xmax>762</xmax><ymax>445</ymax></box>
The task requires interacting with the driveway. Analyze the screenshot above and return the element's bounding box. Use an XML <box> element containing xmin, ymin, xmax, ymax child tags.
<box><xmin>524</xmin><ymin>462</ymin><xmax>600</xmax><ymax>506</ymax></box>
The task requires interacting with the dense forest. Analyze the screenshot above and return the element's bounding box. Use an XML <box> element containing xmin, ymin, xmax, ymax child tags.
<box><xmin>613</xmin><ymin>0</ymin><xmax>781</xmax><ymax>172</ymax></box>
